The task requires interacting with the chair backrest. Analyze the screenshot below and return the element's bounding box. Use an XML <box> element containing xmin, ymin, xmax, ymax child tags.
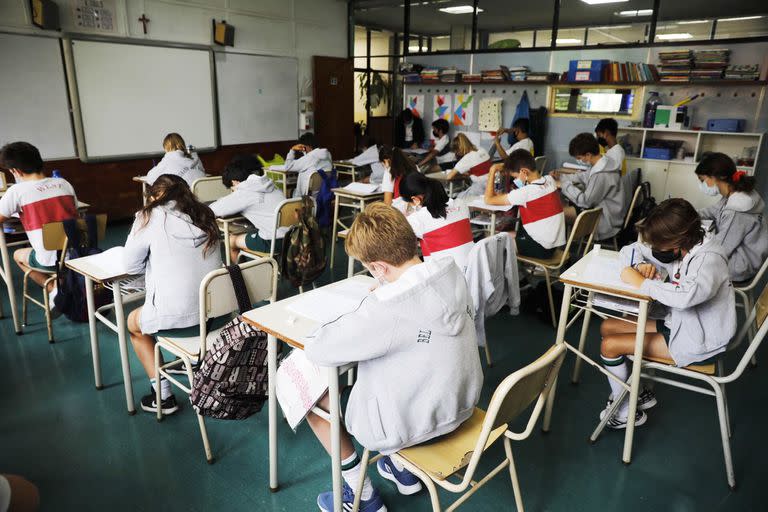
<box><xmin>308</xmin><ymin>172</ymin><xmax>323</xmax><ymax>194</ymax></box>
<box><xmin>724</xmin><ymin>282</ymin><xmax>768</xmax><ymax>382</ymax></box>
<box><xmin>276</xmin><ymin>198</ymin><xmax>304</xmax><ymax>229</ymax></box>
<box><xmin>623</xmin><ymin>185</ymin><xmax>643</xmax><ymax>230</ymax></box>
<box><xmin>0</xmin><ymin>171</ymin><xmax>7</xmax><ymax>191</ymax></box>
<box><xmin>201</xmin><ymin>258</ymin><xmax>278</xmax><ymax>324</ymax></box>
<box><xmin>534</xmin><ymin>156</ymin><xmax>547</xmax><ymax>172</ymax></box>
<box><xmin>192</xmin><ymin>176</ymin><xmax>229</xmax><ymax>203</ymax></box>
<box><xmin>736</xmin><ymin>256</ymin><xmax>768</xmax><ymax>292</ymax></box>
<box><xmin>41</xmin><ymin>214</ymin><xmax>108</xmax><ymax>252</ymax></box>
<box><xmin>552</xmin><ymin>207</ymin><xmax>602</xmax><ymax>267</ymax></box>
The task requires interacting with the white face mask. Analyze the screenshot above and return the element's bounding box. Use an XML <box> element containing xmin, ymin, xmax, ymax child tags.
<box><xmin>699</xmin><ymin>180</ymin><xmax>720</xmax><ymax>197</ymax></box>
<box><xmin>365</xmin><ymin>264</ymin><xmax>388</xmax><ymax>287</ymax></box>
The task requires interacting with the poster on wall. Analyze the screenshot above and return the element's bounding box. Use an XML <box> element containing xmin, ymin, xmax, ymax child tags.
<box><xmin>478</xmin><ymin>98</ymin><xmax>503</xmax><ymax>132</ymax></box>
<box><xmin>453</xmin><ymin>94</ymin><xmax>474</xmax><ymax>126</ymax></box>
<box><xmin>72</xmin><ymin>0</ymin><xmax>117</xmax><ymax>32</ymax></box>
<box><xmin>406</xmin><ymin>95</ymin><xmax>424</xmax><ymax>118</ymax></box>
<box><xmin>433</xmin><ymin>94</ymin><xmax>452</xmax><ymax>122</ymax></box>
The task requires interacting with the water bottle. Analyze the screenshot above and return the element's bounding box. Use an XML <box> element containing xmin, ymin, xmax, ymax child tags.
<box><xmin>494</xmin><ymin>170</ymin><xmax>504</xmax><ymax>193</ymax></box>
<box><xmin>52</xmin><ymin>169</ymin><xmax>61</xmax><ymax>179</ymax></box>
<box><xmin>187</xmin><ymin>144</ymin><xmax>195</xmax><ymax>154</ymax></box>
<box><xmin>643</xmin><ymin>92</ymin><xmax>662</xmax><ymax>128</ymax></box>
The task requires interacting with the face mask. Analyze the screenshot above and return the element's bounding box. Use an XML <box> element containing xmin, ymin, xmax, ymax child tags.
<box><xmin>699</xmin><ymin>180</ymin><xmax>720</xmax><ymax>197</ymax></box>
<box><xmin>652</xmin><ymin>248</ymin><xmax>680</xmax><ymax>264</ymax></box>
<box><xmin>432</xmin><ymin>131</ymin><xmax>439</xmax><ymax>138</ymax></box>
<box><xmin>513</xmin><ymin>178</ymin><xmax>526</xmax><ymax>189</ymax></box>
<box><xmin>597</xmin><ymin>137</ymin><xmax>608</xmax><ymax>147</ymax></box>
<box><xmin>366</xmin><ymin>264</ymin><xmax>388</xmax><ymax>287</ymax></box>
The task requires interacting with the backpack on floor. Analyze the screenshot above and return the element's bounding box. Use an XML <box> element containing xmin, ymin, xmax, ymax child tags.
<box><xmin>190</xmin><ymin>265</ymin><xmax>269</xmax><ymax>420</ymax></box>
<box><xmin>280</xmin><ymin>196</ymin><xmax>326</xmax><ymax>288</ymax></box>
<box><xmin>54</xmin><ymin>215</ymin><xmax>109</xmax><ymax>322</ymax></box>
<box><xmin>616</xmin><ymin>181</ymin><xmax>656</xmax><ymax>247</ymax></box>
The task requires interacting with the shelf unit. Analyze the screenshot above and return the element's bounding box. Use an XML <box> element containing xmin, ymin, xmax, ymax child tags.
<box><xmin>619</xmin><ymin>127</ymin><xmax>764</xmax><ymax>210</ymax></box>
<box><xmin>404</xmin><ymin>80</ymin><xmax>767</xmax><ymax>87</ymax></box>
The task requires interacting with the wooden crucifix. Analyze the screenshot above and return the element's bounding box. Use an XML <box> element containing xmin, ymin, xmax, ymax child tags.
<box><xmin>138</xmin><ymin>14</ymin><xmax>150</xmax><ymax>34</ymax></box>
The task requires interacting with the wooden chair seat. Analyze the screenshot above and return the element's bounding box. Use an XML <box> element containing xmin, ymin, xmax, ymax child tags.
<box><xmin>517</xmin><ymin>248</ymin><xmax>565</xmax><ymax>269</ymax></box>
<box><xmin>642</xmin><ymin>355</ymin><xmax>716</xmax><ymax>375</ymax></box>
<box><xmin>397</xmin><ymin>408</ymin><xmax>507</xmax><ymax>481</ymax></box>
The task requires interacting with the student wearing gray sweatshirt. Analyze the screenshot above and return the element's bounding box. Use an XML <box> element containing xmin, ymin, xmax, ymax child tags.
<box><xmin>209</xmin><ymin>155</ymin><xmax>288</xmax><ymax>264</ymax></box>
<box><xmin>695</xmin><ymin>152</ymin><xmax>768</xmax><ymax>283</ymax></box>
<box><xmin>304</xmin><ymin>203</ymin><xmax>483</xmax><ymax>512</ymax></box>
<box><xmin>555</xmin><ymin>132</ymin><xmax>627</xmax><ymax>240</ymax></box>
<box><xmin>599</xmin><ymin>199</ymin><xmax>735</xmax><ymax>430</ymax></box>
<box><xmin>124</xmin><ymin>175</ymin><xmax>222</xmax><ymax>416</ymax></box>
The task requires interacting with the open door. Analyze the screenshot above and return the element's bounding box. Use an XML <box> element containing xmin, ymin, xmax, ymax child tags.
<box><xmin>312</xmin><ymin>56</ymin><xmax>354</xmax><ymax>160</ymax></box>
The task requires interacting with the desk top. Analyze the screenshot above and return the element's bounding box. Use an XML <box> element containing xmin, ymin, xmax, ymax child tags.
<box><xmin>242</xmin><ymin>276</ymin><xmax>375</xmax><ymax>350</ymax></box>
<box><xmin>426</xmin><ymin>171</ymin><xmax>467</xmax><ymax>183</ymax></box>
<box><xmin>331</xmin><ymin>187</ymin><xmax>384</xmax><ymax>199</ymax></box>
<box><xmin>132</xmin><ymin>176</ymin><xmax>147</xmax><ymax>183</ymax></box>
<box><xmin>554</xmin><ymin>166</ymin><xmax>587</xmax><ymax>176</ymax></box>
<box><xmin>333</xmin><ymin>161</ymin><xmax>357</xmax><ymax>168</ymax></box>
<box><xmin>465</xmin><ymin>197</ymin><xmax>515</xmax><ymax>212</ymax></box>
<box><xmin>66</xmin><ymin>250</ymin><xmax>136</xmax><ymax>283</ymax></box>
<box><xmin>559</xmin><ymin>248</ymin><xmax>651</xmax><ymax>301</ymax></box>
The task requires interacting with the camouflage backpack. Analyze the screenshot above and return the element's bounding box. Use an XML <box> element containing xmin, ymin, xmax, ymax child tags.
<box><xmin>280</xmin><ymin>195</ymin><xmax>327</xmax><ymax>288</ymax></box>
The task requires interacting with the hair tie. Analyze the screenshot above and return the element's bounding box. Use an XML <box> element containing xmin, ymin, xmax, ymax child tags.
<box><xmin>732</xmin><ymin>170</ymin><xmax>746</xmax><ymax>182</ymax></box>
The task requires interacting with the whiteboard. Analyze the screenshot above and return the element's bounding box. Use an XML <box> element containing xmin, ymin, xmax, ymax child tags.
<box><xmin>0</xmin><ymin>33</ymin><xmax>75</xmax><ymax>160</ymax></box>
<box><xmin>215</xmin><ymin>52</ymin><xmax>298</xmax><ymax>144</ymax></box>
<box><xmin>67</xmin><ymin>40</ymin><xmax>217</xmax><ymax>160</ymax></box>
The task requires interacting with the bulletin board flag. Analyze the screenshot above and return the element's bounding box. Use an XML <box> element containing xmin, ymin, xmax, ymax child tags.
<box><xmin>406</xmin><ymin>94</ymin><xmax>424</xmax><ymax>118</ymax></box>
<box><xmin>433</xmin><ymin>94</ymin><xmax>452</xmax><ymax>121</ymax></box>
<box><xmin>453</xmin><ymin>94</ymin><xmax>474</xmax><ymax>126</ymax></box>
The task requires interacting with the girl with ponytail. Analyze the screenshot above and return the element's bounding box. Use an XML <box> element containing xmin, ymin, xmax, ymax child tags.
<box><xmin>399</xmin><ymin>172</ymin><xmax>474</xmax><ymax>272</ymax></box>
<box><xmin>695</xmin><ymin>152</ymin><xmax>768</xmax><ymax>282</ymax></box>
<box><xmin>378</xmin><ymin>145</ymin><xmax>417</xmax><ymax>207</ymax></box>
<box><xmin>124</xmin><ymin>174</ymin><xmax>222</xmax><ymax>415</ymax></box>
<box><xmin>145</xmin><ymin>132</ymin><xmax>206</xmax><ymax>186</ymax></box>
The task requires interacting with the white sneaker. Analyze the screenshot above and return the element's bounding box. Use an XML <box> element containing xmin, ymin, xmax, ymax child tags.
<box><xmin>606</xmin><ymin>388</ymin><xmax>658</xmax><ymax>412</ymax></box>
<box><xmin>599</xmin><ymin>403</ymin><xmax>647</xmax><ymax>430</ymax></box>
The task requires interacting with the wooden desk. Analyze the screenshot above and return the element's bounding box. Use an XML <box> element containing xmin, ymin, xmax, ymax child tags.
<box><xmin>266</xmin><ymin>168</ymin><xmax>298</xmax><ymax>197</ymax></box>
<box><xmin>0</xmin><ymin>230</ymin><xmax>22</xmax><ymax>333</ymax></box>
<box><xmin>544</xmin><ymin>247</ymin><xmax>650</xmax><ymax>464</ymax></box>
<box><xmin>242</xmin><ymin>276</ymin><xmax>375</xmax><ymax>512</ymax></box>
<box><xmin>333</xmin><ymin>161</ymin><xmax>358</xmax><ymax>183</ymax></box>
<box><xmin>329</xmin><ymin>188</ymin><xmax>384</xmax><ymax>268</ymax></box>
<box><xmin>426</xmin><ymin>171</ymin><xmax>468</xmax><ymax>198</ymax></box>
<box><xmin>553</xmin><ymin>166</ymin><xmax>587</xmax><ymax>176</ymax></box>
<box><xmin>216</xmin><ymin>215</ymin><xmax>250</xmax><ymax>266</ymax></box>
<box><xmin>466</xmin><ymin>198</ymin><xmax>515</xmax><ymax>237</ymax></box>
<box><xmin>66</xmin><ymin>252</ymin><xmax>146</xmax><ymax>414</ymax></box>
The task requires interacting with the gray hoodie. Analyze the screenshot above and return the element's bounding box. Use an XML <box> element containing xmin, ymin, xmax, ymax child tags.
<box><xmin>620</xmin><ymin>239</ymin><xmax>736</xmax><ymax>367</ymax></box>
<box><xmin>698</xmin><ymin>190</ymin><xmax>768</xmax><ymax>283</ymax></box>
<box><xmin>209</xmin><ymin>174</ymin><xmax>288</xmax><ymax>240</ymax></box>
<box><xmin>146</xmin><ymin>150</ymin><xmax>206</xmax><ymax>187</ymax></box>
<box><xmin>285</xmin><ymin>147</ymin><xmax>333</xmax><ymax>197</ymax></box>
<box><xmin>124</xmin><ymin>202</ymin><xmax>222</xmax><ymax>334</ymax></box>
<box><xmin>561</xmin><ymin>154</ymin><xmax>626</xmax><ymax>240</ymax></box>
<box><xmin>305</xmin><ymin>258</ymin><xmax>483</xmax><ymax>454</ymax></box>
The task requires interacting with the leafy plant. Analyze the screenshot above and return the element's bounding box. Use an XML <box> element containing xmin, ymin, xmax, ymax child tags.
<box><xmin>357</xmin><ymin>71</ymin><xmax>391</xmax><ymax>112</ymax></box>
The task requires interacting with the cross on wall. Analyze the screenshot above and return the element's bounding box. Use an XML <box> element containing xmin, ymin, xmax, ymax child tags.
<box><xmin>138</xmin><ymin>14</ymin><xmax>150</xmax><ymax>34</ymax></box>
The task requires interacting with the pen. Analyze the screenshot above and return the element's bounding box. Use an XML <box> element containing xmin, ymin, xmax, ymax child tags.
<box><xmin>630</xmin><ymin>248</ymin><xmax>635</xmax><ymax>267</ymax></box>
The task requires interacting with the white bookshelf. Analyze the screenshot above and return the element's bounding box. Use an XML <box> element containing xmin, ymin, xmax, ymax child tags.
<box><xmin>618</xmin><ymin>127</ymin><xmax>764</xmax><ymax>210</ymax></box>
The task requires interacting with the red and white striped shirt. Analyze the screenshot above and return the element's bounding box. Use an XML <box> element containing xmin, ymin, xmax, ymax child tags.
<box><xmin>0</xmin><ymin>178</ymin><xmax>78</xmax><ymax>266</ymax></box>
<box><xmin>506</xmin><ymin>175</ymin><xmax>565</xmax><ymax>250</ymax></box>
<box><xmin>407</xmin><ymin>199</ymin><xmax>474</xmax><ymax>271</ymax></box>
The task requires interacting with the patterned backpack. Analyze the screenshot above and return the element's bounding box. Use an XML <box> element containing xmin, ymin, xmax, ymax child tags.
<box><xmin>280</xmin><ymin>195</ymin><xmax>327</xmax><ymax>288</ymax></box>
<box><xmin>190</xmin><ymin>265</ymin><xmax>269</xmax><ymax>420</ymax></box>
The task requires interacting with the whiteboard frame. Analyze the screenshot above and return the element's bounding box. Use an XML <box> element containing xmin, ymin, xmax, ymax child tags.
<box><xmin>62</xmin><ymin>35</ymin><xmax>220</xmax><ymax>163</ymax></box>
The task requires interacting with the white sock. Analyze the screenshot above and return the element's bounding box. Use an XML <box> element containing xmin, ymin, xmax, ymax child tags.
<box><xmin>602</xmin><ymin>355</ymin><xmax>629</xmax><ymax>416</ymax></box>
<box><xmin>150</xmin><ymin>378</ymin><xmax>172</xmax><ymax>400</ymax></box>
<box><xmin>341</xmin><ymin>453</ymin><xmax>374</xmax><ymax>501</ymax></box>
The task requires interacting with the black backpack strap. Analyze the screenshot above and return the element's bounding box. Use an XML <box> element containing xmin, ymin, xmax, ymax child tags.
<box><xmin>226</xmin><ymin>264</ymin><xmax>253</xmax><ymax>315</ymax></box>
<box><xmin>61</xmin><ymin>218</ymin><xmax>81</xmax><ymax>250</ymax></box>
<box><xmin>84</xmin><ymin>214</ymin><xmax>98</xmax><ymax>249</ymax></box>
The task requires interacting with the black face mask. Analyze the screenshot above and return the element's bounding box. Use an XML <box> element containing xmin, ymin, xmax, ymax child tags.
<box><xmin>597</xmin><ymin>137</ymin><xmax>608</xmax><ymax>147</ymax></box>
<box><xmin>432</xmin><ymin>130</ymin><xmax>439</xmax><ymax>138</ymax></box>
<box><xmin>652</xmin><ymin>248</ymin><xmax>680</xmax><ymax>264</ymax></box>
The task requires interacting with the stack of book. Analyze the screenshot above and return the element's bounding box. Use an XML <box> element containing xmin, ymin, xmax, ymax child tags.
<box><xmin>481</xmin><ymin>65</ymin><xmax>511</xmax><ymax>82</ymax></box>
<box><xmin>691</xmin><ymin>49</ymin><xmax>730</xmax><ymax>81</ymax></box>
<box><xmin>462</xmin><ymin>73</ymin><xmax>482</xmax><ymax>83</ymax></box>
<box><xmin>526</xmin><ymin>71</ymin><xmax>558</xmax><ymax>82</ymax></box>
<box><xmin>508</xmin><ymin>66</ymin><xmax>529</xmax><ymax>81</ymax></box>
<box><xmin>402</xmin><ymin>72</ymin><xmax>421</xmax><ymax>84</ymax></box>
<box><xmin>604</xmin><ymin>62</ymin><xmax>658</xmax><ymax>83</ymax></box>
<box><xmin>439</xmin><ymin>68</ymin><xmax>464</xmax><ymax>83</ymax></box>
<box><xmin>658</xmin><ymin>50</ymin><xmax>693</xmax><ymax>82</ymax></box>
<box><xmin>724</xmin><ymin>64</ymin><xmax>760</xmax><ymax>81</ymax></box>
<box><xmin>420</xmin><ymin>68</ymin><xmax>441</xmax><ymax>83</ymax></box>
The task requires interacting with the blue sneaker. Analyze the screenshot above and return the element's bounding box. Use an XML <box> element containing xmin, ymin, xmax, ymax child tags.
<box><xmin>377</xmin><ymin>456</ymin><xmax>423</xmax><ymax>495</ymax></box>
<box><xmin>317</xmin><ymin>482</ymin><xmax>387</xmax><ymax>512</ymax></box>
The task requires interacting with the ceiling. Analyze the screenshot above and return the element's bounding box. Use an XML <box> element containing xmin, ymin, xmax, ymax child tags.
<box><xmin>353</xmin><ymin>0</ymin><xmax>768</xmax><ymax>36</ymax></box>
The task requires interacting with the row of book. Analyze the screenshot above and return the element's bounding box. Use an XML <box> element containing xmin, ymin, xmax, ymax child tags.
<box><xmin>658</xmin><ymin>49</ymin><xmax>693</xmax><ymax>82</ymax></box>
<box><xmin>603</xmin><ymin>62</ymin><xmax>659</xmax><ymax>83</ymax></box>
<box><xmin>400</xmin><ymin>65</ymin><xmax>558</xmax><ymax>84</ymax></box>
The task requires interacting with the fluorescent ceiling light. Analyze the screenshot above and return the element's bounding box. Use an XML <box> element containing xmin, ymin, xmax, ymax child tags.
<box><xmin>678</xmin><ymin>20</ymin><xmax>710</xmax><ymax>25</ymax></box>
<box><xmin>581</xmin><ymin>0</ymin><xmax>628</xmax><ymax>4</ymax></box>
<box><xmin>556</xmin><ymin>38</ymin><xmax>583</xmax><ymax>44</ymax></box>
<box><xmin>719</xmin><ymin>16</ymin><xmax>764</xmax><ymax>22</ymax></box>
<box><xmin>617</xmin><ymin>9</ymin><xmax>652</xmax><ymax>17</ymax></box>
<box><xmin>656</xmin><ymin>33</ymin><xmax>693</xmax><ymax>40</ymax></box>
<box><xmin>592</xmin><ymin>24</ymin><xmax>632</xmax><ymax>30</ymax></box>
<box><xmin>439</xmin><ymin>5</ymin><xmax>483</xmax><ymax>14</ymax></box>
<box><xmin>408</xmin><ymin>46</ymin><xmax>423</xmax><ymax>52</ymax></box>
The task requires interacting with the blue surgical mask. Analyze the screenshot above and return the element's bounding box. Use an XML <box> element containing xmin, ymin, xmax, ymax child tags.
<box><xmin>699</xmin><ymin>180</ymin><xmax>720</xmax><ymax>197</ymax></box>
<box><xmin>513</xmin><ymin>178</ymin><xmax>526</xmax><ymax>189</ymax></box>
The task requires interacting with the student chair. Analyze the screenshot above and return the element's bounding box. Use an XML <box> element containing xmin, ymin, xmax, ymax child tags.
<box><xmin>351</xmin><ymin>344</ymin><xmax>566</xmax><ymax>512</ymax></box>
<box><xmin>265</xmin><ymin>169</ymin><xmax>293</xmax><ymax>197</ymax></box>
<box><xmin>239</xmin><ymin>198</ymin><xmax>305</xmax><ymax>262</ymax></box>
<box><xmin>191</xmin><ymin>176</ymin><xmax>229</xmax><ymax>203</ymax></box>
<box><xmin>154</xmin><ymin>258</ymin><xmax>278</xmax><ymax>463</ymax></box>
<box><xmin>733</xmin><ymin>256</ymin><xmax>768</xmax><ymax>366</ymax></box>
<box><xmin>592</xmin><ymin>282</ymin><xmax>768</xmax><ymax>490</ymax></box>
<box><xmin>22</xmin><ymin>214</ymin><xmax>107</xmax><ymax>343</ymax></box>
<box><xmin>517</xmin><ymin>208</ymin><xmax>602</xmax><ymax>327</ymax></box>
<box><xmin>611</xmin><ymin>184</ymin><xmax>643</xmax><ymax>250</ymax></box>
<box><xmin>534</xmin><ymin>156</ymin><xmax>547</xmax><ymax>173</ymax></box>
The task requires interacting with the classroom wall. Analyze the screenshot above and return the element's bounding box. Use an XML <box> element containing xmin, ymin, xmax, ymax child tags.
<box><xmin>0</xmin><ymin>0</ymin><xmax>348</xmax><ymax>219</ymax></box>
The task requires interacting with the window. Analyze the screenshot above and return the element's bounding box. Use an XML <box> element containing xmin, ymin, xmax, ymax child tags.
<box><xmin>558</xmin><ymin>0</ymin><xmax>653</xmax><ymax>46</ymax></box>
<box><xmin>410</xmin><ymin>1</ymin><xmax>475</xmax><ymax>51</ymax></box>
<box><xmin>550</xmin><ymin>85</ymin><xmax>640</xmax><ymax>118</ymax></box>
<box><xmin>656</xmin><ymin>0</ymin><xmax>767</xmax><ymax>42</ymax></box>
<box><xmin>715</xmin><ymin>15</ymin><xmax>768</xmax><ymax>39</ymax></box>
<box><xmin>477</xmin><ymin>0</ymin><xmax>554</xmax><ymax>49</ymax></box>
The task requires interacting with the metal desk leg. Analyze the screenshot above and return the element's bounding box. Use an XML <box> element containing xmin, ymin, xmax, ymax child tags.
<box><xmin>0</xmin><ymin>231</ymin><xmax>21</xmax><ymax>333</ymax></box>
<box><xmin>328</xmin><ymin>366</ymin><xmax>342</xmax><ymax>512</ymax></box>
<box><xmin>489</xmin><ymin>212</ymin><xmax>497</xmax><ymax>236</ymax></box>
<box><xmin>113</xmin><ymin>280</ymin><xmax>136</xmax><ymax>415</ymax></box>
<box><xmin>571</xmin><ymin>291</ymin><xmax>594</xmax><ymax>384</ymax></box>
<box><xmin>543</xmin><ymin>284</ymin><xmax>573</xmax><ymax>432</ymax></box>
<box><xmin>623</xmin><ymin>300</ymin><xmax>648</xmax><ymax>464</ymax></box>
<box><xmin>84</xmin><ymin>276</ymin><xmax>102</xmax><ymax>390</ymax></box>
<box><xmin>268</xmin><ymin>334</ymin><xmax>279</xmax><ymax>491</ymax></box>
<box><xmin>330</xmin><ymin>195</ymin><xmax>341</xmax><ymax>268</ymax></box>
<box><xmin>347</xmin><ymin>255</ymin><xmax>355</xmax><ymax>279</ymax></box>
<box><xmin>223</xmin><ymin>220</ymin><xmax>232</xmax><ymax>266</ymax></box>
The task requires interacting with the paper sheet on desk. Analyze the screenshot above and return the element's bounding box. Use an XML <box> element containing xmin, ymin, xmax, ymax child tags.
<box><xmin>83</xmin><ymin>246</ymin><xmax>129</xmax><ymax>277</ymax></box>
<box><xmin>287</xmin><ymin>280</ymin><xmax>371</xmax><ymax>325</ymax></box>
<box><xmin>582</xmin><ymin>255</ymin><xmax>629</xmax><ymax>289</ymax></box>
<box><xmin>276</xmin><ymin>349</ymin><xmax>328</xmax><ymax>430</ymax></box>
<box><xmin>343</xmin><ymin>182</ymin><xmax>380</xmax><ymax>194</ymax></box>
<box><xmin>403</xmin><ymin>148</ymin><xmax>428</xmax><ymax>155</ymax></box>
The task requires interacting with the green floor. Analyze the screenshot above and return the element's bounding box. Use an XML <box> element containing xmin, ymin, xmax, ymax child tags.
<box><xmin>1</xmin><ymin>220</ymin><xmax>767</xmax><ymax>511</ymax></box>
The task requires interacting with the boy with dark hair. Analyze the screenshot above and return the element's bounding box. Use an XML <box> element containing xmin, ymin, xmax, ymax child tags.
<box><xmin>0</xmin><ymin>142</ymin><xmax>78</xmax><ymax>303</ymax></box>
<box><xmin>305</xmin><ymin>202</ymin><xmax>483</xmax><ymax>511</ymax></box>
<box><xmin>417</xmin><ymin>118</ymin><xmax>455</xmax><ymax>171</ymax></box>
<box><xmin>554</xmin><ymin>132</ymin><xmax>625</xmax><ymax>241</ymax></box>
<box><xmin>395</xmin><ymin>108</ymin><xmax>425</xmax><ymax>149</ymax></box>
<box><xmin>210</xmin><ymin>154</ymin><xmax>287</xmax><ymax>263</ymax></box>
<box><xmin>494</xmin><ymin>117</ymin><xmax>534</xmax><ymax>159</ymax></box>
<box><xmin>284</xmin><ymin>131</ymin><xmax>333</xmax><ymax>197</ymax></box>
<box><xmin>595</xmin><ymin>117</ymin><xmax>625</xmax><ymax>173</ymax></box>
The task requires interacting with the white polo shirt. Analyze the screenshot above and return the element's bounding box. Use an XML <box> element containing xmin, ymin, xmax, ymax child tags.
<box><xmin>507</xmin><ymin>175</ymin><xmax>566</xmax><ymax>249</ymax></box>
<box><xmin>407</xmin><ymin>199</ymin><xmax>474</xmax><ymax>272</ymax></box>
